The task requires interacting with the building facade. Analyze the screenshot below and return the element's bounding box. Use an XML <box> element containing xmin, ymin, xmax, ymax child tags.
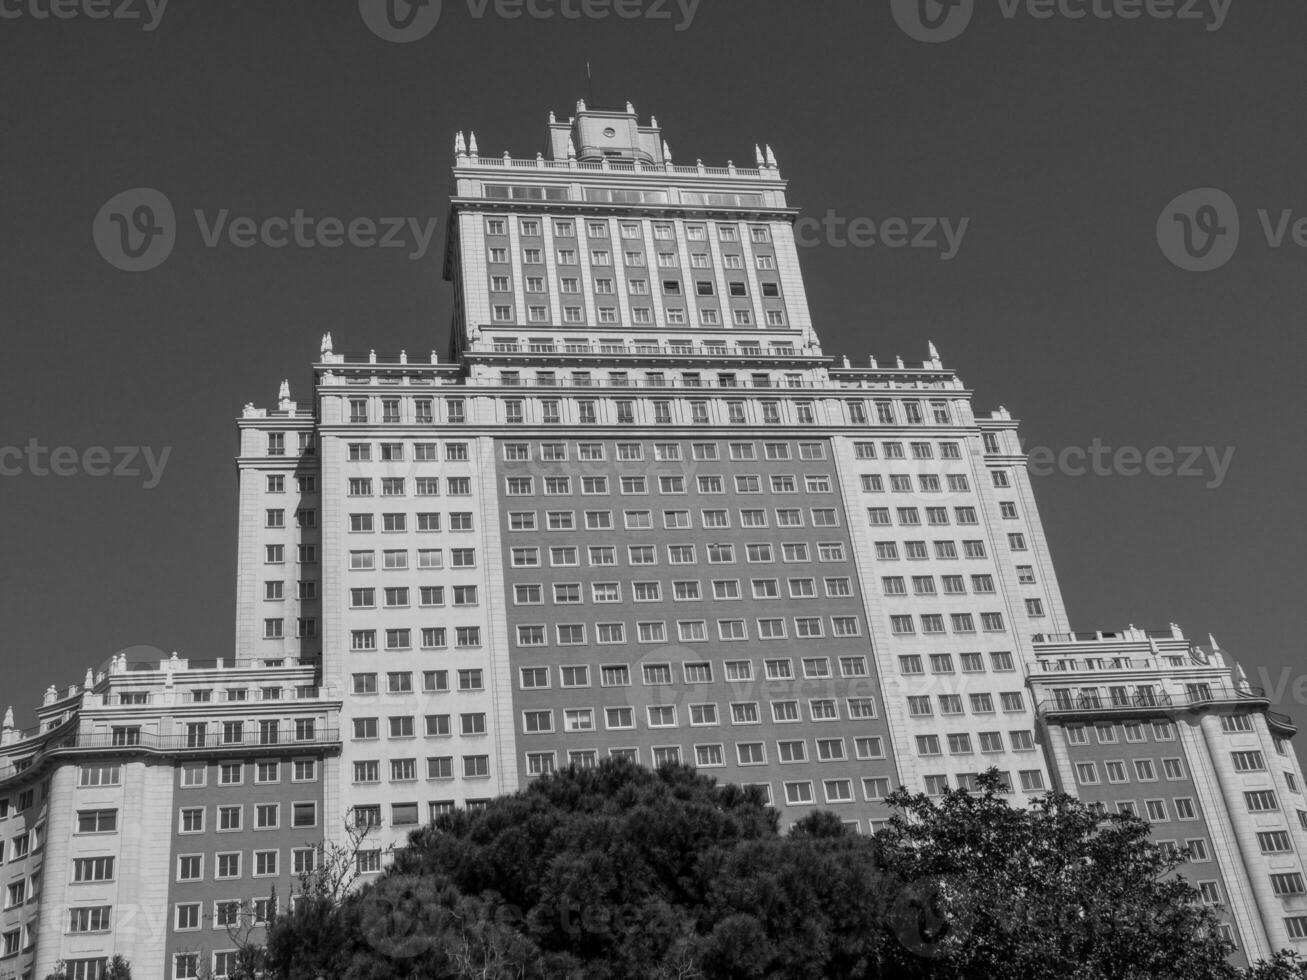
<box><xmin>3</xmin><ymin>100</ymin><xmax>1306</xmax><ymax>978</ymax></box>
<box><xmin>1031</xmin><ymin>627</ymin><xmax>1307</xmax><ymax>963</ymax></box>
<box><xmin>0</xmin><ymin>653</ymin><xmax>340</xmax><ymax>980</ymax></box>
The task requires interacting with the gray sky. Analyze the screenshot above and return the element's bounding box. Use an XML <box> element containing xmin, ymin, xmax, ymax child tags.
<box><xmin>1</xmin><ymin>0</ymin><xmax>1302</xmax><ymax>728</ymax></box>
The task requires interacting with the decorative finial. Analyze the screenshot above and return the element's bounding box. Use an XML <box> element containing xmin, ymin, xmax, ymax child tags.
<box><xmin>84</xmin><ymin>668</ymin><xmax>94</xmax><ymax>689</ymax></box>
<box><xmin>626</xmin><ymin>101</ymin><xmax>635</xmax><ymax>114</ymax></box>
<box><xmin>928</xmin><ymin>341</ymin><xmax>940</xmax><ymax>362</ymax></box>
<box><xmin>455</xmin><ymin>131</ymin><xmax>466</xmax><ymax>155</ymax></box>
<box><xmin>430</xmin><ymin>351</ymin><xmax>439</xmax><ymax>364</ymax></box>
<box><xmin>577</xmin><ymin>99</ymin><xmax>586</xmax><ymax>112</ymax></box>
<box><xmin>755</xmin><ymin>145</ymin><xmax>764</xmax><ymax>167</ymax></box>
<box><xmin>1208</xmin><ymin>633</ymin><xmax>1220</xmax><ymax>652</ymax></box>
<box><xmin>650</xmin><ymin>115</ymin><xmax>658</xmax><ymax>128</ymax></box>
<box><xmin>278</xmin><ymin>379</ymin><xmax>291</xmax><ymax>402</ymax></box>
<box><xmin>868</xmin><ymin>355</ymin><xmax>878</xmax><ymax>369</ymax></box>
<box><xmin>320</xmin><ymin>332</ymin><xmax>333</xmax><ymax>356</ymax></box>
<box><xmin>468</xmin><ymin>132</ymin><xmax>479</xmax><ymax>156</ymax></box>
<box><xmin>2</xmin><ymin>707</ymin><xmax>12</xmax><ymax>730</ymax></box>
<box><xmin>399</xmin><ymin>350</ymin><xmax>408</xmax><ymax>364</ymax></box>
<box><xmin>895</xmin><ymin>355</ymin><xmax>905</xmax><ymax>369</ymax></box>
<box><xmin>369</xmin><ymin>349</ymin><xmax>377</xmax><ymax>364</ymax></box>
<box><xmin>567</xmin><ymin>136</ymin><xmax>577</xmax><ymax>159</ymax></box>
<box><xmin>662</xmin><ymin>140</ymin><xmax>672</xmax><ymax>162</ymax></box>
<box><xmin>765</xmin><ymin>144</ymin><xmax>778</xmax><ymax>168</ymax></box>
<box><xmin>549</xmin><ymin>110</ymin><xmax>557</xmax><ymax>124</ymax></box>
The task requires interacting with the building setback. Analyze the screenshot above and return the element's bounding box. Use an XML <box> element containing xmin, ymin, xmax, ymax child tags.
<box><xmin>2</xmin><ymin>100</ymin><xmax>1304</xmax><ymax>977</ymax></box>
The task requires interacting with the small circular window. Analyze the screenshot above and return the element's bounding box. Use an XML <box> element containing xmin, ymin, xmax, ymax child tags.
<box><xmin>603</xmin><ymin>127</ymin><xmax>617</xmax><ymax>137</ymax></box>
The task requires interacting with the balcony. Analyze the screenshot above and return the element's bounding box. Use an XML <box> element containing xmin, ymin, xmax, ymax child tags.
<box><xmin>1038</xmin><ymin>692</ymin><xmax>1174</xmax><ymax>720</ymax></box>
<box><xmin>0</xmin><ymin>727</ymin><xmax>341</xmax><ymax>786</ymax></box>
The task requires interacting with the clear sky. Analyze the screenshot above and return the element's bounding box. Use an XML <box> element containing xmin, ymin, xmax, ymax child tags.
<box><xmin>1</xmin><ymin>0</ymin><xmax>1302</xmax><ymax>729</ymax></box>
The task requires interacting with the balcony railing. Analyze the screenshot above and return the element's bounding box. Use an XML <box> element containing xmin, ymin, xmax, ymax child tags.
<box><xmin>484</xmin><ymin>341</ymin><xmax>803</xmax><ymax>359</ymax></box>
<box><xmin>0</xmin><ymin>728</ymin><xmax>341</xmax><ymax>785</ymax></box>
<box><xmin>457</xmin><ymin>155</ymin><xmax>770</xmax><ymax>180</ymax></box>
<box><xmin>1039</xmin><ymin>692</ymin><xmax>1174</xmax><ymax>716</ymax></box>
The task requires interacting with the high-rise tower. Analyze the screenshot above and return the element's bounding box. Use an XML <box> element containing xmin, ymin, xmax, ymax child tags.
<box><xmin>222</xmin><ymin>101</ymin><xmax>1307</xmax><ymax>968</ymax></box>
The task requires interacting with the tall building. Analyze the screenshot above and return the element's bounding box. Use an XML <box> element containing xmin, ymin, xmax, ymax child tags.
<box><xmin>4</xmin><ymin>100</ymin><xmax>1305</xmax><ymax>978</ymax></box>
<box><xmin>224</xmin><ymin>99</ymin><xmax>1307</xmax><ymax>968</ymax></box>
<box><xmin>238</xmin><ymin>99</ymin><xmax>1074</xmax><ymax>850</ymax></box>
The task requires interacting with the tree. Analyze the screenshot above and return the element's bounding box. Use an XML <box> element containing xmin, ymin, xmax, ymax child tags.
<box><xmin>261</xmin><ymin>761</ymin><xmax>1298</xmax><ymax>980</ymax></box>
<box><xmin>873</xmin><ymin>769</ymin><xmax>1239</xmax><ymax>980</ymax></box>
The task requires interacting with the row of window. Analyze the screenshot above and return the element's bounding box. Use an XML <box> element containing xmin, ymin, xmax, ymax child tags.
<box><xmin>873</xmin><ymin>539</ymin><xmax>990</xmax><ymax>561</ymax></box>
<box><xmin>891</xmin><ymin>612</ymin><xmax>1009</xmax><ymax>636</ymax></box>
<box><xmin>323</xmin><ymin>395</ymin><xmax>980</xmax><ymax>431</ymax></box>
<box><xmin>177</xmin><ymin>801</ymin><xmax>318</xmax><ymax>834</ymax></box>
<box><xmin>348</xmin><ymin>628</ymin><xmax>483</xmax><ymax>651</ymax></box>
<box><xmin>351</xmin><ymin>712</ymin><xmax>484</xmax><ymax>740</ymax></box>
<box><xmin>263</xmin><ymin>473</ymin><xmax>316</xmax><ymax>493</ymax></box>
<box><xmin>912</xmin><ymin>730</ymin><xmax>1037</xmax><ymax>755</ymax></box>
<box><xmin>508</xmin><ymin>509</ymin><xmax>849</xmax><ymax>534</ymax></box>
<box><xmin>175</xmin><ymin>895</ymin><xmax>284</xmax><ymax>931</ymax></box>
<box><xmin>349</xmin><ymin>584</ymin><xmax>477</xmax><ymax>608</ymax></box>
<box><xmin>1</xmin><ymin>824</ymin><xmax>39</xmax><ymax>864</ymax></box>
<box><xmin>514</xmin><ymin>615</ymin><xmax>861</xmax><ymax>647</ymax></box>
<box><xmin>485</xmin><ymin>215</ymin><xmax>774</xmax><ymax>244</ymax></box>
<box><xmin>516</xmin><ymin>657</ymin><xmax>872</xmax><ymax>689</ymax></box>
<box><xmin>521</xmin><ymin>698</ymin><xmax>882</xmax><ymax>734</ymax></box>
<box><xmin>511</xmin><ymin>576</ymin><xmax>856</xmax><ymax>604</ymax></box>
<box><xmin>907</xmin><ymin>692</ymin><xmax>1027</xmax><ymax>716</ymax></box>
<box><xmin>503</xmin><ymin>439</ymin><xmax>832</xmax><ymax>462</ymax></box>
<box><xmin>348</xmin><ymin>669</ymin><xmax>482</xmax><ymax>696</ymax></box>
<box><xmin>1074</xmin><ymin>753</ymin><xmax>1192</xmax><ymax>785</ymax></box>
<box><xmin>0</xmin><ymin>784</ymin><xmax>42</xmax><ymax>819</ymax></box>
<box><xmin>1064</xmin><ymin>719</ymin><xmax>1177</xmax><ymax>743</ymax></box>
<box><xmin>173</xmin><ymin>847</ymin><xmax>307</xmax><ymax>883</ymax></box>
<box><xmin>489</xmin><ymin>303</ymin><xmax>784</xmax><ymax>328</ymax></box>
<box><xmin>352</xmin><ymin>755</ymin><xmax>491</xmax><ymax>783</ymax></box>
<box><xmin>898</xmin><ymin>651</ymin><xmax>1017</xmax><ymax>674</ymax></box>
<box><xmin>346</xmin><ymin>515</ymin><xmax>473</xmax><ymax>536</ymax></box>
<box><xmin>176</xmin><ymin>760</ymin><xmax>318</xmax><ymax>788</ymax></box>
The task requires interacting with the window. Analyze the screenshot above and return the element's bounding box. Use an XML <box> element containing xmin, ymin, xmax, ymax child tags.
<box><xmin>1258</xmin><ymin>830</ymin><xmax>1293</xmax><ymax>853</ymax></box>
<box><xmin>76</xmin><ymin>809</ymin><xmax>117</xmax><ymax>834</ymax></box>
<box><xmin>1246</xmin><ymin>790</ymin><xmax>1279</xmax><ymax>812</ymax></box>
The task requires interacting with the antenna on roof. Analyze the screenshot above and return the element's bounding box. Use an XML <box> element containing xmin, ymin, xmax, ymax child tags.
<box><xmin>586</xmin><ymin>61</ymin><xmax>595</xmax><ymax>107</ymax></box>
